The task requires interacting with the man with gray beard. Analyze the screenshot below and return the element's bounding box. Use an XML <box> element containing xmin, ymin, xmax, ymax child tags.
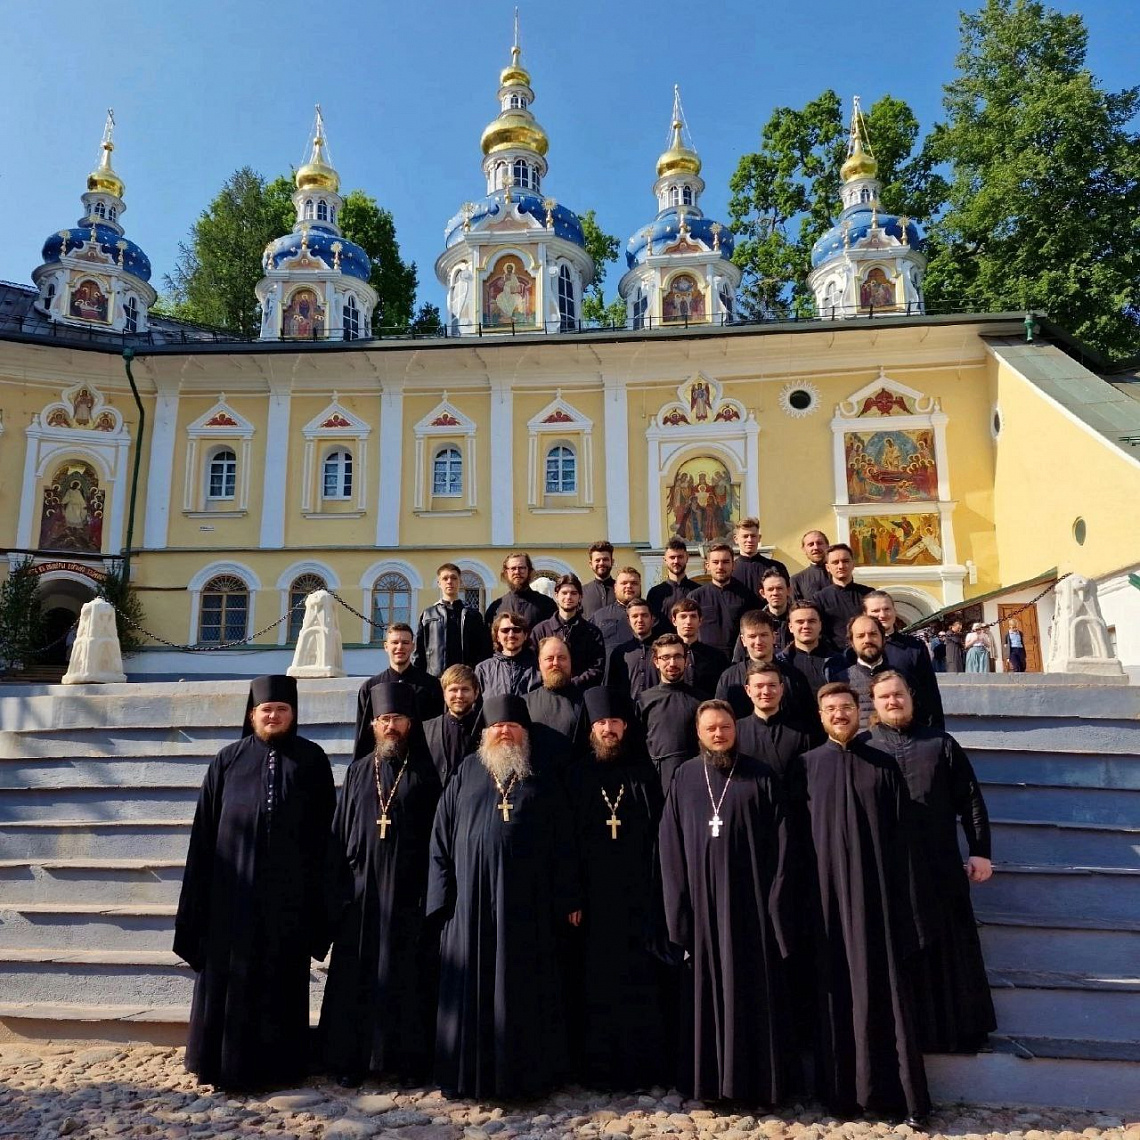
<box><xmin>659</xmin><ymin>700</ymin><xmax>792</xmax><ymax>1104</ymax></box>
<box><xmin>428</xmin><ymin>694</ymin><xmax>580</xmax><ymax>1099</ymax></box>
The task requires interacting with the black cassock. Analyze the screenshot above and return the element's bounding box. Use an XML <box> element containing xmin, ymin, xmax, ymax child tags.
<box><xmin>796</xmin><ymin>738</ymin><xmax>930</xmax><ymax>1119</ymax></box>
<box><xmin>175</xmin><ymin>733</ymin><xmax>335</xmax><ymax>1089</ymax></box>
<box><xmin>565</xmin><ymin>753</ymin><xmax>669</xmax><ymax>1089</ymax></box>
<box><xmin>319</xmin><ymin>745</ymin><xmax>443</xmax><ymax>1080</ymax></box>
<box><xmin>353</xmin><ymin>668</ymin><xmax>442</xmax><ymax>759</ymax></box>
<box><xmin>659</xmin><ymin>754</ymin><xmax>791</xmax><ymax>1104</ymax></box>
<box><xmin>428</xmin><ymin>755</ymin><xmax>579</xmax><ymax>1099</ymax></box>
<box><xmin>423</xmin><ymin>706</ymin><xmax>482</xmax><ymax>788</ymax></box>
<box><xmin>868</xmin><ymin>723</ymin><xmax>996</xmax><ymax>1052</ymax></box>
<box><xmin>637</xmin><ymin>681</ymin><xmax>704</xmax><ymax>795</ymax></box>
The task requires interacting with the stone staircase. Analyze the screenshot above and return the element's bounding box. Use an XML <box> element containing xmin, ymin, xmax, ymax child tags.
<box><xmin>1</xmin><ymin>675</ymin><xmax>1137</xmax><ymax>1111</ymax></box>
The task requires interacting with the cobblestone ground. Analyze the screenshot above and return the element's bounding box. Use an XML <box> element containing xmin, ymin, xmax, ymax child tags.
<box><xmin>0</xmin><ymin>1045</ymin><xmax>1136</xmax><ymax>1140</ymax></box>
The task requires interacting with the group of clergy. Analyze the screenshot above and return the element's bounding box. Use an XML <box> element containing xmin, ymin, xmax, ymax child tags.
<box><xmin>174</xmin><ymin>520</ymin><xmax>996</xmax><ymax>1126</ymax></box>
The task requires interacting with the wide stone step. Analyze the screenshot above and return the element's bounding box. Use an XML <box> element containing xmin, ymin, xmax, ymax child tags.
<box><xmin>983</xmin><ymin>783</ymin><xmax>1140</xmax><ymax>827</ymax></box>
<box><xmin>976</xmin><ymin>865</ymin><xmax>1140</xmax><ymax>925</ymax></box>
<box><xmin>0</xmin><ymin>860</ymin><xmax>185</xmax><ymax>905</ymax></box>
<box><xmin>991</xmin><ymin>978</ymin><xmax>1140</xmax><ymax>1043</ymax></box>
<box><xmin>0</xmin><ymin>949</ymin><xmax>328</xmax><ymax>1008</ymax></box>
<box><xmin>971</xmin><ymin>749</ymin><xmax>1140</xmax><ymax>790</ymax></box>
<box><xmin>0</xmin><ymin>1000</ymin><xmax>323</xmax><ymax>1030</ymax></box>
<box><xmin>988</xmin><ymin>819</ymin><xmax>1140</xmax><ymax>868</ymax></box>
<box><xmin>0</xmin><ymin>754</ymin><xmax>351</xmax><ymax>790</ymax></box>
<box><xmin>948</xmin><ymin>718</ymin><xmax>1140</xmax><ymax>756</ymax></box>
<box><xmin>0</xmin><ymin>820</ymin><xmax>191</xmax><ymax>861</ymax></box>
<box><xmin>0</xmin><ymin>904</ymin><xmax>177</xmax><ymax>951</ymax></box>
<box><xmin>2</xmin><ymin>786</ymin><xmax>200</xmax><ymax>823</ymax></box>
<box><xmin>980</xmin><ymin>917</ymin><xmax>1140</xmax><ymax>977</ymax></box>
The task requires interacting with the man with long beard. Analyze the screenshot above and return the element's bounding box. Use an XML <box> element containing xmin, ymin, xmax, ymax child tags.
<box><xmin>868</xmin><ymin>671</ymin><xmax>995</xmax><ymax>1053</ymax></box>
<box><xmin>175</xmin><ymin>676</ymin><xmax>335</xmax><ymax>1090</ymax></box>
<box><xmin>320</xmin><ymin>684</ymin><xmax>442</xmax><ymax>1087</ymax></box>
<box><xmin>658</xmin><ymin>700</ymin><xmax>791</xmax><ymax>1105</ymax></box>
<box><xmin>565</xmin><ymin>687</ymin><xmax>670</xmax><ymax>1090</ymax></box>
<box><xmin>428</xmin><ymin>694</ymin><xmax>580</xmax><ymax>1099</ymax></box>
<box><xmin>797</xmin><ymin>683</ymin><xmax>930</xmax><ymax>1125</ymax></box>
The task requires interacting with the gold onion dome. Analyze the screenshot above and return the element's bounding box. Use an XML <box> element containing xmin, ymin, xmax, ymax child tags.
<box><xmin>296</xmin><ymin>108</ymin><xmax>340</xmax><ymax>193</ymax></box>
<box><xmin>87</xmin><ymin>112</ymin><xmax>125</xmax><ymax>198</ymax></box>
<box><xmin>657</xmin><ymin>89</ymin><xmax>701</xmax><ymax>178</ymax></box>
<box><xmin>482</xmin><ymin>42</ymin><xmax>548</xmax><ymax>158</ymax></box>
<box><xmin>841</xmin><ymin>135</ymin><xmax>878</xmax><ymax>182</ymax></box>
<box><xmin>500</xmin><ymin>43</ymin><xmax>530</xmax><ymax>87</ymax></box>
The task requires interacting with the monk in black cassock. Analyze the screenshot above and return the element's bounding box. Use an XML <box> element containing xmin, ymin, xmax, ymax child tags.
<box><xmin>796</xmin><ymin>683</ymin><xmax>930</xmax><ymax>1124</ymax></box>
<box><xmin>525</xmin><ymin>635</ymin><xmax>587</xmax><ymax>765</ymax></box>
<box><xmin>659</xmin><ymin>699</ymin><xmax>792</xmax><ymax>1104</ymax></box>
<box><xmin>868</xmin><ymin>671</ymin><xmax>996</xmax><ymax>1053</ymax></box>
<box><xmin>320</xmin><ymin>683</ymin><xmax>443</xmax><ymax>1086</ymax></box>
<box><xmin>428</xmin><ymin>694</ymin><xmax>581</xmax><ymax>1099</ymax></box>
<box><xmin>423</xmin><ymin>664</ymin><xmax>483</xmax><ymax>788</ymax></box>
<box><xmin>175</xmin><ymin>675</ymin><xmax>335</xmax><ymax>1090</ymax></box>
<box><xmin>638</xmin><ymin>633</ymin><xmax>705</xmax><ymax>795</ymax></box>
<box><xmin>565</xmin><ymin>687</ymin><xmax>670</xmax><ymax>1090</ymax></box>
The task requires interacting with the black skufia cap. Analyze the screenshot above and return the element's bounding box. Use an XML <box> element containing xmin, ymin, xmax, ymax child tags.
<box><xmin>583</xmin><ymin>686</ymin><xmax>630</xmax><ymax>725</ymax></box>
<box><xmin>370</xmin><ymin>681</ymin><xmax>418</xmax><ymax>720</ymax></box>
<box><xmin>242</xmin><ymin>675</ymin><xmax>299</xmax><ymax>738</ymax></box>
<box><xmin>481</xmin><ymin>693</ymin><xmax>531</xmax><ymax>729</ymax></box>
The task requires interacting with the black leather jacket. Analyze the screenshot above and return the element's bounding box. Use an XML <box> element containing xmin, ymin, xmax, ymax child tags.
<box><xmin>413</xmin><ymin>600</ymin><xmax>489</xmax><ymax>677</ymax></box>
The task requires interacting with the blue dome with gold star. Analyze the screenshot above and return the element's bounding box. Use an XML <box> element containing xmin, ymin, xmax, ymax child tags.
<box><xmin>444</xmin><ymin>190</ymin><xmax>585</xmax><ymax>250</ymax></box>
<box><xmin>811</xmin><ymin>203</ymin><xmax>923</xmax><ymax>268</ymax></box>
<box><xmin>263</xmin><ymin>224</ymin><xmax>372</xmax><ymax>282</ymax></box>
<box><xmin>40</xmin><ymin>224</ymin><xmax>152</xmax><ymax>283</ymax></box>
<box><xmin>626</xmin><ymin>208</ymin><xmax>734</xmax><ymax>269</ymax></box>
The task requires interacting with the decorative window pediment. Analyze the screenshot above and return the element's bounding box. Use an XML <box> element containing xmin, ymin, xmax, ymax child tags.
<box><xmin>413</xmin><ymin>394</ymin><xmax>477</xmax><ymax>512</ymax></box>
<box><xmin>653</xmin><ymin>373</ymin><xmax>748</xmax><ymax>429</ymax></box>
<box><xmin>184</xmin><ymin>395</ymin><xmax>255</xmax><ymax>514</ymax></box>
<box><xmin>300</xmin><ymin>397</ymin><xmax>371</xmax><ymax>514</ymax></box>
<box><xmin>187</xmin><ymin>397</ymin><xmax>255</xmax><ymax>438</ymax></box>
<box><xmin>415</xmin><ymin>397</ymin><xmax>477</xmax><ymax>436</ymax></box>
<box><xmin>40</xmin><ymin>383</ymin><xmax>124</xmax><ymax>435</ymax></box>
<box><xmin>526</xmin><ymin>391</ymin><xmax>593</xmax><ymax>509</ymax></box>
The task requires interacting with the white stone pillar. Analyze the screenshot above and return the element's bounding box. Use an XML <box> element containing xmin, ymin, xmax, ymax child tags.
<box><xmin>376</xmin><ymin>381</ymin><xmax>404</xmax><ymax>547</ymax></box>
<box><xmin>489</xmin><ymin>381</ymin><xmax>514</xmax><ymax>547</ymax></box>
<box><xmin>143</xmin><ymin>390</ymin><xmax>179</xmax><ymax>548</ymax></box>
<box><xmin>603</xmin><ymin>376</ymin><xmax>631</xmax><ymax>544</ymax></box>
<box><xmin>259</xmin><ymin>382</ymin><xmax>291</xmax><ymax>548</ymax></box>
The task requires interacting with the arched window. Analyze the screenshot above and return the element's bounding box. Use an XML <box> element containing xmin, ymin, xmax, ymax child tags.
<box><xmin>93</xmin><ymin>202</ymin><xmax>106</xmax><ymax>218</ymax></box>
<box><xmin>460</xmin><ymin>569</ymin><xmax>485</xmax><ymax>612</ymax></box>
<box><xmin>317</xmin><ymin>199</ymin><xmax>328</xmax><ymax>221</ymax></box>
<box><xmin>44</xmin><ymin>283</ymin><xmax>57</xmax><ymax>312</ymax></box>
<box><xmin>532</xmin><ymin>170</ymin><xmax>541</xmax><ymax>192</ymax></box>
<box><xmin>322</xmin><ymin>449</ymin><xmax>353</xmax><ymax>499</ymax></box>
<box><xmin>371</xmin><ymin>571</ymin><xmax>412</xmax><ymax>640</ymax></box>
<box><xmin>633</xmin><ymin>286</ymin><xmax>648</xmax><ymax>330</ymax></box>
<box><xmin>123</xmin><ymin>296</ymin><xmax>139</xmax><ymax>333</ymax></box>
<box><xmin>198</xmin><ymin>574</ymin><xmax>249</xmax><ymax>643</ymax></box>
<box><xmin>495</xmin><ymin>161</ymin><xmax>507</xmax><ymax>190</ymax></box>
<box><xmin>288</xmin><ymin>572</ymin><xmax>327</xmax><ymax>641</ymax></box>
<box><xmin>719</xmin><ymin>283</ymin><xmax>734</xmax><ymax>322</ymax></box>
<box><xmin>557</xmin><ymin>264</ymin><xmax>576</xmax><ymax>331</ymax></box>
<box><xmin>343</xmin><ymin>295</ymin><xmax>360</xmax><ymax>341</ymax></box>
<box><xmin>512</xmin><ymin>159</ymin><xmax>529</xmax><ymax>189</ymax></box>
<box><xmin>509</xmin><ymin>92</ymin><xmax>527</xmax><ymax>110</ymax></box>
<box><xmin>545</xmin><ymin>444</ymin><xmax>577</xmax><ymax>494</ymax></box>
<box><xmin>669</xmin><ymin>186</ymin><xmax>680</xmax><ymax>206</ymax></box>
<box><xmin>108</xmin><ymin>206</ymin><xmax>117</xmax><ymax>221</ymax></box>
<box><xmin>207</xmin><ymin>448</ymin><xmax>237</xmax><ymax>500</ymax></box>
<box><xmin>860</xmin><ymin>187</ymin><xmax>872</xmax><ymax>203</ymax></box>
<box><xmin>682</xmin><ymin>186</ymin><xmax>693</xmax><ymax>206</ymax></box>
<box><xmin>304</xmin><ymin>199</ymin><xmax>315</xmax><ymax>219</ymax></box>
<box><xmin>432</xmin><ymin>446</ymin><xmax>463</xmax><ymax>497</ymax></box>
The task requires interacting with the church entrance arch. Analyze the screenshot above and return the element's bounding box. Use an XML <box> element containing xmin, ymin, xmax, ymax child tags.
<box><xmin>33</xmin><ymin>568</ymin><xmax>102</xmax><ymax>668</ymax></box>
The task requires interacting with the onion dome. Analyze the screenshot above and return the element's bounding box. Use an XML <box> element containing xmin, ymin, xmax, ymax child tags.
<box><xmin>444</xmin><ymin>191</ymin><xmax>585</xmax><ymax>251</ymax></box>
<box><xmin>40</xmin><ymin>226</ymin><xmax>152</xmax><ymax>282</ymax></box>
<box><xmin>87</xmin><ymin>114</ymin><xmax>125</xmax><ymax>198</ymax></box>
<box><xmin>296</xmin><ymin>107</ymin><xmax>340</xmax><ymax>193</ymax></box>
<box><xmin>262</xmin><ymin>225</ymin><xmax>372</xmax><ymax>282</ymax></box>
<box><xmin>656</xmin><ymin>96</ymin><xmax>701</xmax><ymax>179</ymax></box>
<box><xmin>480</xmin><ymin>27</ymin><xmax>549</xmax><ymax>160</ymax></box>
<box><xmin>841</xmin><ymin>135</ymin><xmax>878</xmax><ymax>183</ymax></box>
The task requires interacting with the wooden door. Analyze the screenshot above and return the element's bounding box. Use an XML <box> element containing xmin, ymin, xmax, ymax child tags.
<box><xmin>998</xmin><ymin>603</ymin><xmax>1042</xmax><ymax>672</ymax></box>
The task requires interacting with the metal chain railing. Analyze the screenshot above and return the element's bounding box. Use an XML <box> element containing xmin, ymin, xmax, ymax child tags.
<box><xmin>329</xmin><ymin>590</ymin><xmax>387</xmax><ymax>633</ymax></box>
<box><xmin>905</xmin><ymin>572</ymin><xmax>1069</xmax><ymax>635</ymax></box>
<box><xmin>118</xmin><ymin>597</ymin><xmax>306</xmax><ymax>652</ymax></box>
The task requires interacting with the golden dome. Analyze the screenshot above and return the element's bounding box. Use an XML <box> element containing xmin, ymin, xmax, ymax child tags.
<box><xmin>500</xmin><ymin>45</ymin><xmax>531</xmax><ymax>88</ymax></box>
<box><xmin>841</xmin><ymin>136</ymin><xmax>878</xmax><ymax>182</ymax></box>
<box><xmin>87</xmin><ymin>112</ymin><xmax>124</xmax><ymax>198</ymax></box>
<box><xmin>296</xmin><ymin>107</ymin><xmax>340</xmax><ymax>194</ymax></box>
<box><xmin>481</xmin><ymin>109</ymin><xmax>549</xmax><ymax>158</ymax></box>
<box><xmin>657</xmin><ymin>118</ymin><xmax>701</xmax><ymax>179</ymax></box>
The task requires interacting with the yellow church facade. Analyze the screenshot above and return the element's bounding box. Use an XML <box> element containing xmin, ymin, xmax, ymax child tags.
<box><xmin>4</xmin><ymin>310</ymin><xmax>1138</xmax><ymax>676</ymax></box>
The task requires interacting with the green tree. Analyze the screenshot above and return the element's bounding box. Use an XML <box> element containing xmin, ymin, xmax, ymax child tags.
<box><xmin>0</xmin><ymin>559</ymin><xmax>45</xmax><ymax>672</ymax></box>
<box><xmin>410</xmin><ymin>302</ymin><xmax>443</xmax><ymax>335</ymax></box>
<box><xmin>580</xmin><ymin>210</ymin><xmax>629</xmax><ymax>327</ymax></box>
<box><xmin>925</xmin><ymin>0</ymin><xmax>1140</xmax><ymax>356</ymax></box>
<box><xmin>728</xmin><ymin>91</ymin><xmax>939</xmax><ymax>318</ymax></box>
<box><xmin>97</xmin><ymin>563</ymin><xmax>147</xmax><ymax>657</ymax></box>
<box><xmin>163</xmin><ymin>170</ymin><xmax>420</xmax><ymax>336</ymax></box>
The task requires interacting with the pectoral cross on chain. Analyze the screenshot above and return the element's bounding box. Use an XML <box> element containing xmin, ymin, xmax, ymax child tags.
<box><xmin>499</xmin><ymin>798</ymin><xmax>513</xmax><ymax>823</ymax></box>
<box><xmin>376</xmin><ymin>812</ymin><xmax>391</xmax><ymax>839</ymax></box>
<box><xmin>709</xmin><ymin>814</ymin><xmax>723</xmax><ymax>839</ymax></box>
<box><xmin>607</xmin><ymin>813</ymin><xmax>621</xmax><ymax>840</ymax></box>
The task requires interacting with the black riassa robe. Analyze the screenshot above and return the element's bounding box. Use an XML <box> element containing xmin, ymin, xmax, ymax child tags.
<box><xmin>659</xmin><ymin>754</ymin><xmax>791</xmax><ymax>1104</ymax></box>
<box><xmin>684</xmin><ymin>640</ymin><xmax>728</xmax><ymax>697</ymax></box>
<box><xmin>715</xmin><ymin>658</ymin><xmax>819</xmax><ymax>733</ymax></box>
<box><xmin>731</xmin><ymin>552</ymin><xmax>791</xmax><ymax>595</ymax></box>
<box><xmin>484</xmin><ymin>586</ymin><xmax>556</xmax><ymax>632</ymax></box>
<box><xmin>647</xmin><ymin>576</ymin><xmax>698</xmax><ymax>627</ymax></box>
<box><xmin>175</xmin><ymin>733</ymin><xmax>335</xmax><ymax>1090</ymax></box>
<box><xmin>796</xmin><ymin>737</ymin><xmax>930</xmax><ymax>1119</ymax></box>
<box><xmin>867</xmin><ymin>723</ymin><xmax>996</xmax><ymax>1052</ymax></box>
<box><xmin>791</xmin><ymin>562</ymin><xmax>831</xmax><ymax>603</ymax></box>
<box><xmin>530</xmin><ymin>613</ymin><xmax>607</xmax><ymax>690</ymax></box>
<box><xmin>319</xmin><ymin>745</ymin><xmax>443</xmax><ymax>1080</ymax></box>
<box><xmin>814</xmin><ymin>581</ymin><xmax>874</xmax><ymax>650</ymax></box>
<box><xmin>525</xmin><ymin>683</ymin><xmax>587</xmax><ymax>766</ymax></box>
<box><xmin>637</xmin><ymin>681</ymin><xmax>704</xmax><ymax>794</ymax></box>
<box><xmin>607</xmin><ymin>635</ymin><xmax>660</xmax><ymax>703</ymax></box>
<box><xmin>423</xmin><ymin>706</ymin><xmax>482</xmax><ymax>788</ymax></box>
<box><xmin>565</xmin><ymin>750</ymin><xmax>669</xmax><ymax>1089</ymax></box>
<box><xmin>427</xmin><ymin>755</ymin><xmax>580</xmax><ymax>1099</ymax></box>
<box><xmin>777</xmin><ymin>644</ymin><xmax>832</xmax><ymax>697</ymax></box>
<box><xmin>353</xmin><ymin>668</ymin><xmax>443</xmax><ymax>759</ymax></box>
<box><xmin>735</xmin><ymin>713</ymin><xmax>815</xmax><ymax>787</ymax></box>
<box><xmin>688</xmin><ymin>580</ymin><xmax>760</xmax><ymax>658</ymax></box>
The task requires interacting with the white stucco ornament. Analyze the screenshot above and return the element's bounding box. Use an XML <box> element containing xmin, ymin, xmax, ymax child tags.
<box><xmin>1045</xmin><ymin>575</ymin><xmax>1124</xmax><ymax>676</ymax></box>
<box><xmin>288</xmin><ymin>590</ymin><xmax>346</xmax><ymax>678</ymax></box>
<box><xmin>62</xmin><ymin>597</ymin><xmax>127</xmax><ymax>684</ymax></box>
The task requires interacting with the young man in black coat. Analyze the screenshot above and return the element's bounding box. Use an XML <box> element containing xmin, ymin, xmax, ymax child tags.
<box><xmin>413</xmin><ymin>562</ymin><xmax>489</xmax><ymax>677</ymax></box>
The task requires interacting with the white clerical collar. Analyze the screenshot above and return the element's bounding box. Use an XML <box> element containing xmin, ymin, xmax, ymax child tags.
<box><xmin>854</xmin><ymin>657</ymin><xmax>883</xmax><ymax>672</ymax></box>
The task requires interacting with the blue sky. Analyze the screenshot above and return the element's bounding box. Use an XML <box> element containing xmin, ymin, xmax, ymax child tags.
<box><xmin>3</xmin><ymin>0</ymin><xmax>1137</xmax><ymax>316</ymax></box>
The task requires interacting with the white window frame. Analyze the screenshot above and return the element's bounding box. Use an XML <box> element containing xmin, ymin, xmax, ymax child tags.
<box><xmin>526</xmin><ymin>392</ymin><xmax>593</xmax><ymax>510</ymax></box>
<box><xmin>184</xmin><ymin>400</ymin><xmax>255</xmax><ymax>516</ymax></box>
<box><xmin>413</xmin><ymin>398</ymin><xmax>477</xmax><ymax>513</ymax></box>
<box><xmin>321</xmin><ymin>447</ymin><xmax>353</xmax><ymax>501</ymax></box>
<box><xmin>300</xmin><ymin>401</ymin><xmax>370</xmax><ymax>516</ymax></box>
<box><xmin>205</xmin><ymin>446</ymin><xmax>237</xmax><ymax>502</ymax></box>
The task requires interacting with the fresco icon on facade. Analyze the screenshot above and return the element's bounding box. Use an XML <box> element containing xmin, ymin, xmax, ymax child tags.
<box><xmin>69</xmin><ymin>279</ymin><xmax>109</xmax><ymax>323</ymax></box>
<box><xmin>483</xmin><ymin>255</ymin><xmax>535</xmax><ymax>327</ymax></box>
<box><xmin>667</xmin><ymin>456</ymin><xmax>739</xmax><ymax>544</ymax></box>
<box><xmin>859</xmin><ymin>267</ymin><xmax>896</xmax><ymax>310</ymax></box>
<box><xmin>850</xmin><ymin>513</ymin><xmax>942</xmax><ymax>566</ymax></box>
<box><xmin>39</xmin><ymin>460</ymin><xmax>105</xmax><ymax>553</ymax></box>
<box><xmin>662</xmin><ymin>273</ymin><xmax>705</xmax><ymax>324</ymax></box>
<box><xmin>845</xmin><ymin>428</ymin><xmax>938</xmax><ymax>502</ymax></box>
<box><xmin>282</xmin><ymin>288</ymin><xmax>324</xmax><ymax>338</ymax></box>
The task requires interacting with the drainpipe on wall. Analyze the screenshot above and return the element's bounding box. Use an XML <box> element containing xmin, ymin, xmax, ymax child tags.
<box><xmin>120</xmin><ymin>347</ymin><xmax>145</xmax><ymax>581</ymax></box>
